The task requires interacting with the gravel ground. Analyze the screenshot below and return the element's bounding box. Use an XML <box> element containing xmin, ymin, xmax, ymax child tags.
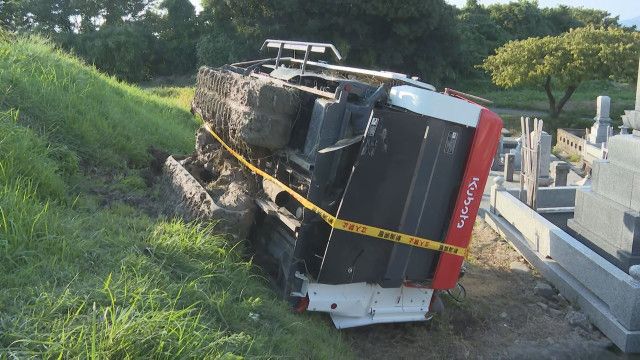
<box><xmin>345</xmin><ymin>219</ymin><xmax>623</xmax><ymax>360</ymax></box>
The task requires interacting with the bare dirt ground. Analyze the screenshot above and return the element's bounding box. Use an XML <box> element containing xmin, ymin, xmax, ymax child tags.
<box><xmin>345</xmin><ymin>219</ymin><xmax>623</xmax><ymax>360</ymax></box>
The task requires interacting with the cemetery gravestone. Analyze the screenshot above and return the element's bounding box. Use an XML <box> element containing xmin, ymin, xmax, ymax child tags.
<box><xmin>569</xmin><ymin>59</ymin><xmax>640</xmax><ymax>272</ymax></box>
<box><xmin>589</xmin><ymin>96</ymin><xmax>612</xmax><ymax>144</ymax></box>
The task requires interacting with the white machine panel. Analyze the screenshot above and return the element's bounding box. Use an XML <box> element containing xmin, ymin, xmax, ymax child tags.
<box><xmin>305</xmin><ymin>281</ymin><xmax>434</xmax><ymax>329</ymax></box>
<box><xmin>389</xmin><ymin>85</ymin><xmax>482</xmax><ymax>128</ymax></box>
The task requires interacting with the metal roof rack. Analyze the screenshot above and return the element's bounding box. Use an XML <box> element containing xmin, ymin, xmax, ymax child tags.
<box><xmin>260</xmin><ymin>39</ymin><xmax>343</xmax><ymax>74</ymax></box>
<box><xmin>251</xmin><ymin>39</ymin><xmax>435</xmax><ymax>91</ymax></box>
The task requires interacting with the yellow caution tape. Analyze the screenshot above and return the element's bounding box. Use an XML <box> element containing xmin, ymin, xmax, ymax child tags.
<box><xmin>203</xmin><ymin>123</ymin><xmax>467</xmax><ymax>258</ymax></box>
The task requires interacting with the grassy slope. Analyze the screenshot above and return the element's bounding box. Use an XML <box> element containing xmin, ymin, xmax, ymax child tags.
<box><xmin>145</xmin><ymin>87</ymin><xmax>196</xmax><ymax>112</ymax></box>
<box><xmin>0</xmin><ymin>36</ymin><xmax>351</xmax><ymax>359</ymax></box>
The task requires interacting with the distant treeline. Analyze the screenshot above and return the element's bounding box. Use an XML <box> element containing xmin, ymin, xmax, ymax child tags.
<box><xmin>0</xmin><ymin>0</ymin><xmax>631</xmax><ymax>83</ymax></box>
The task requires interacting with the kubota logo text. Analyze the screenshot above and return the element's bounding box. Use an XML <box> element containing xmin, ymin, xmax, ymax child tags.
<box><xmin>456</xmin><ymin>177</ymin><xmax>480</xmax><ymax>229</ymax></box>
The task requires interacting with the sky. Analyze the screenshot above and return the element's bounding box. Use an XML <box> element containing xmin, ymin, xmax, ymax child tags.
<box><xmin>189</xmin><ymin>0</ymin><xmax>640</xmax><ymax>20</ymax></box>
<box><xmin>190</xmin><ymin>0</ymin><xmax>202</xmax><ymax>14</ymax></box>
<box><xmin>445</xmin><ymin>0</ymin><xmax>638</xmax><ymax>20</ymax></box>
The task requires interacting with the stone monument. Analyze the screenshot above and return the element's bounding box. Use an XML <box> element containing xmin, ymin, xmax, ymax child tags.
<box><xmin>533</xmin><ymin>130</ymin><xmax>553</xmax><ymax>186</ymax></box>
<box><xmin>589</xmin><ymin>95</ymin><xmax>612</xmax><ymax>144</ymax></box>
<box><xmin>621</xmin><ymin>59</ymin><xmax>640</xmax><ymax>135</ymax></box>
<box><xmin>504</xmin><ymin>153</ymin><xmax>515</xmax><ymax>182</ymax></box>
<box><xmin>509</xmin><ymin>138</ymin><xmax>522</xmax><ymax>170</ymax></box>
<box><xmin>550</xmin><ymin>161</ymin><xmax>570</xmax><ymax>186</ymax></box>
<box><xmin>568</xmin><ymin>58</ymin><xmax>640</xmax><ymax>272</ymax></box>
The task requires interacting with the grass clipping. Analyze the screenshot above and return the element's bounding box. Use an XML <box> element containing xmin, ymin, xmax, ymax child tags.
<box><xmin>0</xmin><ymin>36</ymin><xmax>351</xmax><ymax>358</ymax></box>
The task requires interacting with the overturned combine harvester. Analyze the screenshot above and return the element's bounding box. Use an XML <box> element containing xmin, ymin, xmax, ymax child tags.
<box><xmin>166</xmin><ymin>40</ymin><xmax>502</xmax><ymax>328</ymax></box>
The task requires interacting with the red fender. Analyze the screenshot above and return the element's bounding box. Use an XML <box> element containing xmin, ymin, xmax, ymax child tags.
<box><xmin>431</xmin><ymin>108</ymin><xmax>503</xmax><ymax>290</ymax></box>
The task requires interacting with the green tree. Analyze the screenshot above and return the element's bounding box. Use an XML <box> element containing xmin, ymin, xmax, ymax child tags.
<box><xmin>196</xmin><ymin>0</ymin><xmax>311</xmax><ymax>67</ymax></box>
<box><xmin>565</xmin><ymin>7</ymin><xmax>620</xmax><ymax>28</ymax></box>
<box><xmin>0</xmin><ymin>0</ymin><xmax>77</xmax><ymax>32</ymax></box>
<box><xmin>543</xmin><ymin>6</ymin><xmax>620</xmax><ymax>34</ymax></box>
<box><xmin>309</xmin><ymin>0</ymin><xmax>463</xmax><ymax>82</ymax></box>
<box><xmin>199</xmin><ymin>0</ymin><xmax>462</xmax><ymax>83</ymax></box>
<box><xmin>9</xmin><ymin>0</ymin><xmax>153</xmax><ymax>32</ymax></box>
<box><xmin>482</xmin><ymin>27</ymin><xmax>640</xmax><ymax>118</ymax></box>
<box><xmin>153</xmin><ymin>0</ymin><xmax>198</xmax><ymax>75</ymax></box>
<box><xmin>22</xmin><ymin>0</ymin><xmax>75</xmax><ymax>32</ymax></box>
<box><xmin>0</xmin><ymin>0</ymin><xmax>24</xmax><ymax>30</ymax></box>
<box><xmin>101</xmin><ymin>0</ymin><xmax>152</xmax><ymax>25</ymax></box>
<box><xmin>456</xmin><ymin>0</ymin><xmax>509</xmax><ymax>77</ymax></box>
<box><xmin>484</xmin><ymin>1</ymin><xmax>621</xmax><ymax>40</ymax></box>
<box><xmin>69</xmin><ymin>23</ymin><xmax>157</xmax><ymax>82</ymax></box>
<box><xmin>487</xmin><ymin>0</ymin><xmax>552</xmax><ymax>40</ymax></box>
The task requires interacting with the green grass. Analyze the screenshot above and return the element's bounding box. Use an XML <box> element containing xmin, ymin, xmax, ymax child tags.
<box><xmin>552</xmin><ymin>144</ymin><xmax>582</xmax><ymax>163</ymax></box>
<box><xmin>0</xmin><ymin>35</ymin><xmax>352</xmax><ymax>358</ymax></box>
<box><xmin>144</xmin><ymin>87</ymin><xmax>196</xmax><ymax>112</ymax></box>
<box><xmin>498</xmin><ymin>113</ymin><xmax>593</xmax><ymax>144</ymax></box>
<box><xmin>0</xmin><ymin>36</ymin><xmax>196</xmax><ymax>168</ymax></box>
<box><xmin>460</xmin><ymin>78</ymin><xmax>635</xmax><ymax>131</ymax></box>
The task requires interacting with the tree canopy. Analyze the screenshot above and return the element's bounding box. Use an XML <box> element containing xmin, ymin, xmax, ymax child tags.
<box><xmin>197</xmin><ymin>0</ymin><xmax>462</xmax><ymax>83</ymax></box>
<box><xmin>152</xmin><ymin>0</ymin><xmax>199</xmax><ymax>75</ymax></box>
<box><xmin>482</xmin><ymin>26</ymin><xmax>640</xmax><ymax>117</ymax></box>
<box><xmin>456</xmin><ymin>0</ymin><xmax>509</xmax><ymax>77</ymax></box>
<box><xmin>0</xmin><ymin>0</ymin><xmax>633</xmax><ymax>84</ymax></box>
<box><xmin>487</xmin><ymin>0</ymin><xmax>553</xmax><ymax>40</ymax></box>
<box><xmin>454</xmin><ymin>0</ymin><xmax>625</xmax><ymax>79</ymax></box>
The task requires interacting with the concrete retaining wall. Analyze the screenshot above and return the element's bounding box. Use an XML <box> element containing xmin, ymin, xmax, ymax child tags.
<box><xmin>557</xmin><ymin>129</ymin><xmax>585</xmax><ymax>157</ymax></box>
<box><xmin>504</xmin><ymin>186</ymin><xmax>577</xmax><ymax>209</ymax></box>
